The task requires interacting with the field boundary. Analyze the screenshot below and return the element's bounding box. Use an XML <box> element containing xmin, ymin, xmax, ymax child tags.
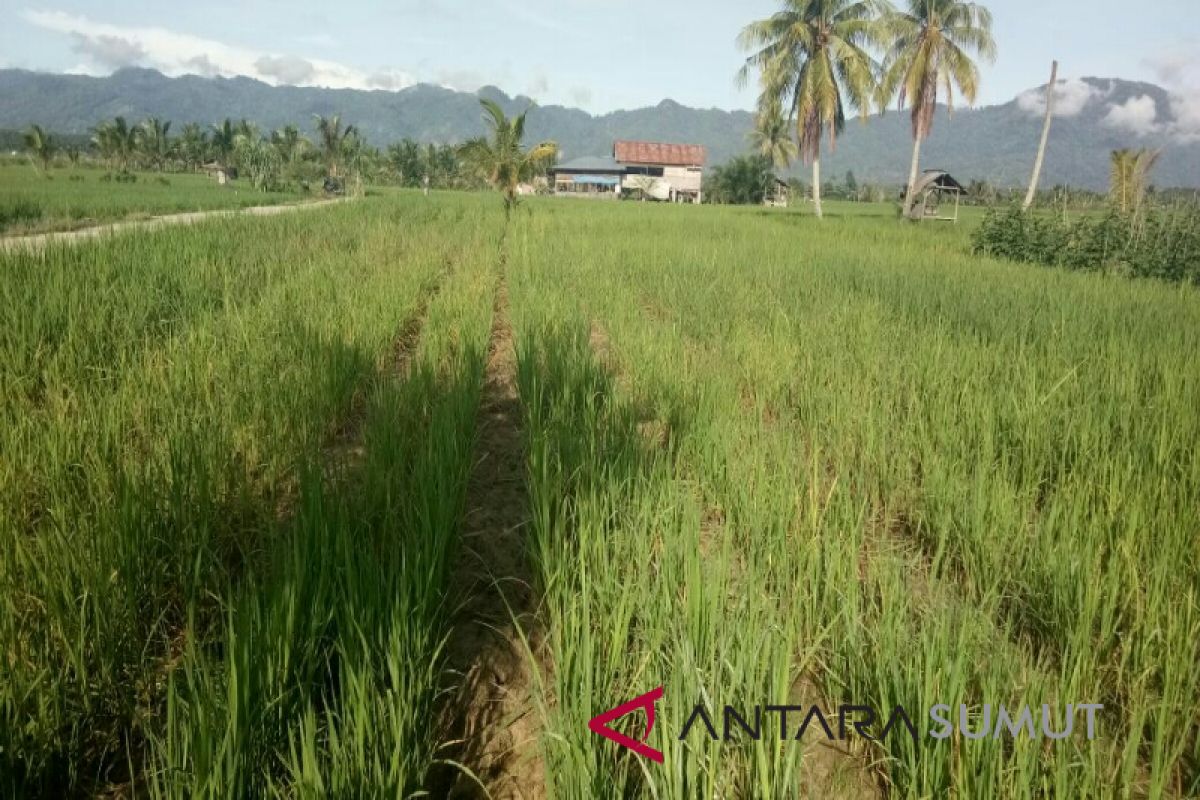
<box><xmin>435</xmin><ymin>259</ymin><xmax>545</xmax><ymax>799</ymax></box>
<box><xmin>0</xmin><ymin>197</ymin><xmax>351</xmax><ymax>253</ymax></box>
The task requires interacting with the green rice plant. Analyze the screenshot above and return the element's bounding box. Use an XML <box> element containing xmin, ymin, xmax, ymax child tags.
<box><xmin>3</xmin><ymin>192</ymin><xmax>1196</xmax><ymax>797</ymax></box>
<box><xmin>0</xmin><ymin>194</ymin><xmax>498</xmax><ymax>794</ymax></box>
<box><xmin>507</xmin><ymin>197</ymin><xmax>1199</xmax><ymax>797</ymax></box>
<box><xmin>0</xmin><ymin>164</ymin><xmax>303</xmax><ymax>235</ymax></box>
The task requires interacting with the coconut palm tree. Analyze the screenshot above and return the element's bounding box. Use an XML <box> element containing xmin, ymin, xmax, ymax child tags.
<box><xmin>314</xmin><ymin>114</ymin><xmax>356</xmax><ymax>178</ymax></box>
<box><xmin>750</xmin><ymin>102</ymin><xmax>798</xmax><ymax>170</ymax></box>
<box><xmin>23</xmin><ymin>124</ymin><xmax>57</xmax><ymax>173</ymax></box>
<box><xmin>876</xmin><ymin>0</ymin><xmax>996</xmax><ymax>218</ymax></box>
<box><xmin>271</xmin><ymin>124</ymin><xmax>310</xmax><ymax>169</ymax></box>
<box><xmin>92</xmin><ymin>117</ymin><xmax>137</xmax><ymax>171</ymax></box>
<box><xmin>210</xmin><ymin>119</ymin><xmax>238</xmax><ymax>168</ymax></box>
<box><xmin>458</xmin><ymin>99</ymin><xmax>558</xmax><ymax>219</ymax></box>
<box><xmin>178</xmin><ymin>123</ymin><xmax>209</xmax><ymax>171</ymax></box>
<box><xmin>739</xmin><ymin>0</ymin><xmax>885</xmax><ymax>218</ymax></box>
<box><xmin>234</xmin><ymin>119</ymin><xmax>260</xmax><ymax>143</ymax></box>
<box><xmin>136</xmin><ymin>117</ymin><xmax>173</xmax><ymax>171</ymax></box>
<box><xmin>1110</xmin><ymin>148</ymin><xmax>1160</xmax><ymax>215</ymax></box>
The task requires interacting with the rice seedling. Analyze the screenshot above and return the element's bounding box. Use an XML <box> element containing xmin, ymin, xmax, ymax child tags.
<box><xmin>2</xmin><ymin>192</ymin><xmax>1196</xmax><ymax>798</ymax></box>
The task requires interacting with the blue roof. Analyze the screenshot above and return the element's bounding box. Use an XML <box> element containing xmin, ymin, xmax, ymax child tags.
<box><xmin>554</xmin><ymin>155</ymin><xmax>623</xmax><ymax>173</ymax></box>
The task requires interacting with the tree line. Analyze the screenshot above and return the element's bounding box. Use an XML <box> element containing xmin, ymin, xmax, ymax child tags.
<box><xmin>19</xmin><ymin>115</ymin><xmax>500</xmax><ymax>194</ymax></box>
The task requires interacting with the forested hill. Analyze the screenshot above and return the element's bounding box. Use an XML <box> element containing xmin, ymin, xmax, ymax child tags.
<box><xmin>2</xmin><ymin>68</ymin><xmax>1198</xmax><ymax>189</ymax></box>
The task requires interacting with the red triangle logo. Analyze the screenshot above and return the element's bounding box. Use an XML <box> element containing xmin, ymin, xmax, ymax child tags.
<box><xmin>587</xmin><ymin>686</ymin><xmax>665</xmax><ymax>763</ymax></box>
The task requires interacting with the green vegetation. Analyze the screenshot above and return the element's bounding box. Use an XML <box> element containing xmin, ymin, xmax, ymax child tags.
<box><xmin>876</xmin><ymin>0</ymin><xmax>997</xmax><ymax>216</ymax></box>
<box><xmin>738</xmin><ymin>0</ymin><xmax>883</xmax><ymax>217</ymax></box>
<box><xmin>972</xmin><ymin>202</ymin><xmax>1200</xmax><ymax>283</ymax></box>
<box><xmin>705</xmin><ymin>154</ymin><xmax>776</xmax><ymax>205</ymax></box>
<box><xmin>459</xmin><ymin>99</ymin><xmax>558</xmax><ymax>217</ymax></box>
<box><xmin>0</xmin><ymin>164</ymin><xmax>302</xmax><ymax>235</ymax></box>
<box><xmin>6</xmin><ymin>67</ymin><xmax>1200</xmax><ymax>190</ymax></box>
<box><xmin>1</xmin><ymin>193</ymin><xmax>1197</xmax><ymax>797</ymax></box>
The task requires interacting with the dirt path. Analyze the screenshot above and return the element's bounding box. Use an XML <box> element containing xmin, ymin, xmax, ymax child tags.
<box><xmin>436</xmin><ymin>266</ymin><xmax>545</xmax><ymax>799</ymax></box>
<box><xmin>0</xmin><ymin>198</ymin><xmax>348</xmax><ymax>254</ymax></box>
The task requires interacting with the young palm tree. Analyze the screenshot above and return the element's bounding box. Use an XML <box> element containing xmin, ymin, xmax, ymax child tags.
<box><xmin>210</xmin><ymin>119</ymin><xmax>237</xmax><ymax>167</ymax></box>
<box><xmin>23</xmin><ymin>124</ymin><xmax>57</xmax><ymax>173</ymax></box>
<box><xmin>459</xmin><ymin>99</ymin><xmax>558</xmax><ymax>219</ymax></box>
<box><xmin>739</xmin><ymin>0</ymin><xmax>884</xmax><ymax>218</ymax></box>
<box><xmin>1110</xmin><ymin>148</ymin><xmax>1161</xmax><ymax>215</ymax></box>
<box><xmin>877</xmin><ymin>0</ymin><xmax>996</xmax><ymax>217</ymax></box>
<box><xmin>750</xmin><ymin>102</ymin><xmax>799</xmax><ymax>170</ymax></box>
<box><xmin>271</xmin><ymin>124</ymin><xmax>310</xmax><ymax>168</ymax></box>
<box><xmin>92</xmin><ymin>117</ymin><xmax>137</xmax><ymax>171</ymax></box>
<box><xmin>136</xmin><ymin>117</ymin><xmax>173</xmax><ymax>171</ymax></box>
<box><xmin>178</xmin><ymin>123</ymin><xmax>209</xmax><ymax>171</ymax></box>
<box><xmin>314</xmin><ymin>115</ymin><xmax>356</xmax><ymax>178</ymax></box>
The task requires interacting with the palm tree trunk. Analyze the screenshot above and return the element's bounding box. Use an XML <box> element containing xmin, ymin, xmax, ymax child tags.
<box><xmin>904</xmin><ymin>134</ymin><xmax>924</xmax><ymax>218</ymax></box>
<box><xmin>812</xmin><ymin>158</ymin><xmax>823</xmax><ymax>219</ymax></box>
<box><xmin>1024</xmin><ymin>60</ymin><xmax>1059</xmax><ymax>211</ymax></box>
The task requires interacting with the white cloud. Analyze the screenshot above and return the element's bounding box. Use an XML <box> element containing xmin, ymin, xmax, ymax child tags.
<box><xmin>184</xmin><ymin>54</ymin><xmax>221</xmax><ymax>77</ymax></box>
<box><xmin>1142</xmin><ymin>46</ymin><xmax>1200</xmax><ymax>142</ymax></box>
<box><xmin>433</xmin><ymin>68</ymin><xmax>490</xmax><ymax>93</ymax></box>
<box><xmin>254</xmin><ymin>55</ymin><xmax>317</xmax><ymax>85</ymax></box>
<box><xmin>22</xmin><ymin>9</ymin><xmax>415</xmax><ymax>91</ymax></box>
<box><xmin>70</xmin><ymin>32</ymin><xmax>146</xmax><ymax>69</ymax></box>
<box><xmin>1103</xmin><ymin>95</ymin><xmax>1162</xmax><ymax>137</ymax></box>
<box><xmin>1167</xmin><ymin>93</ymin><xmax>1200</xmax><ymax>143</ymax></box>
<box><xmin>64</xmin><ymin>62</ymin><xmax>105</xmax><ymax>77</ymax></box>
<box><xmin>1016</xmin><ymin>78</ymin><xmax>1107</xmax><ymax>118</ymax></box>
<box><xmin>367</xmin><ymin>68</ymin><xmax>413</xmax><ymax>91</ymax></box>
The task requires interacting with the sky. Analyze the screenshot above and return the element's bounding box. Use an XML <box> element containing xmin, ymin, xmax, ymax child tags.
<box><xmin>1</xmin><ymin>0</ymin><xmax>1198</xmax><ymax>117</ymax></box>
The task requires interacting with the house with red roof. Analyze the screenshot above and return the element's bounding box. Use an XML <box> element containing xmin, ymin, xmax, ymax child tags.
<box><xmin>550</xmin><ymin>140</ymin><xmax>707</xmax><ymax>203</ymax></box>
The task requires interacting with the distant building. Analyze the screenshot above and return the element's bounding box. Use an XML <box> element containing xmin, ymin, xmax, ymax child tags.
<box><xmin>765</xmin><ymin>177</ymin><xmax>790</xmax><ymax>208</ymax></box>
<box><xmin>549</xmin><ymin>141</ymin><xmax>708</xmax><ymax>203</ymax></box>
<box><xmin>551</xmin><ymin>155</ymin><xmax>626</xmax><ymax>197</ymax></box>
<box><xmin>614</xmin><ymin>141</ymin><xmax>706</xmax><ymax>204</ymax></box>
<box><xmin>202</xmin><ymin>162</ymin><xmax>236</xmax><ymax>185</ymax></box>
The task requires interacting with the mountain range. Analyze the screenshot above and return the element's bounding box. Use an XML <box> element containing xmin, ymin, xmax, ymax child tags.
<box><xmin>2</xmin><ymin>67</ymin><xmax>1198</xmax><ymax>190</ymax></box>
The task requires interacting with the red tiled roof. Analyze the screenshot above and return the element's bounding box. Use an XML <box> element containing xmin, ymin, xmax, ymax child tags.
<box><xmin>614</xmin><ymin>140</ymin><xmax>707</xmax><ymax>167</ymax></box>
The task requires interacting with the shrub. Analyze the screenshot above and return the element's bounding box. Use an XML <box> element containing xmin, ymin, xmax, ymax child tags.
<box><xmin>972</xmin><ymin>204</ymin><xmax>1200</xmax><ymax>285</ymax></box>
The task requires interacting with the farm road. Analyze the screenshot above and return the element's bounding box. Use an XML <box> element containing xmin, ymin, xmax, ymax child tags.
<box><xmin>0</xmin><ymin>198</ymin><xmax>349</xmax><ymax>253</ymax></box>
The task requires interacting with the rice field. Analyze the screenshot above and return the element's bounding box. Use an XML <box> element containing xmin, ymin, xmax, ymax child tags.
<box><xmin>1</xmin><ymin>192</ymin><xmax>1197</xmax><ymax>798</ymax></box>
<box><xmin>0</xmin><ymin>164</ymin><xmax>303</xmax><ymax>234</ymax></box>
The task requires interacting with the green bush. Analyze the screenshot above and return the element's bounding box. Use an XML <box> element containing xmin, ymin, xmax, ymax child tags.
<box><xmin>972</xmin><ymin>204</ymin><xmax>1200</xmax><ymax>285</ymax></box>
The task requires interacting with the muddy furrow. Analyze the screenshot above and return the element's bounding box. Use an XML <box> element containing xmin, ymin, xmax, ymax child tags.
<box><xmin>436</xmin><ymin>267</ymin><xmax>545</xmax><ymax>799</ymax></box>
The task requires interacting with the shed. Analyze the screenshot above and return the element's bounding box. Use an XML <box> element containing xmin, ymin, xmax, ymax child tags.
<box><xmin>202</xmin><ymin>161</ymin><xmax>237</xmax><ymax>184</ymax></box>
<box><xmin>907</xmin><ymin>170</ymin><xmax>967</xmax><ymax>222</ymax></box>
<box><xmin>765</xmin><ymin>177</ymin><xmax>790</xmax><ymax>208</ymax></box>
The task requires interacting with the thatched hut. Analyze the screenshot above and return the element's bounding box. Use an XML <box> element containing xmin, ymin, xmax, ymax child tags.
<box><xmin>202</xmin><ymin>162</ymin><xmax>237</xmax><ymax>185</ymax></box>
<box><xmin>906</xmin><ymin>170</ymin><xmax>967</xmax><ymax>222</ymax></box>
<box><xmin>765</xmin><ymin>177</ymin><xmax>790</xmax><ymax>208</ymax></box>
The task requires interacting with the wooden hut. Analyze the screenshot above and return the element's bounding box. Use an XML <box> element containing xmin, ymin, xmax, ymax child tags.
<box><xmin>906</xmin><ymin>170</ymin><xmax>967</xmax><ymax>222</ymax></box>
<box><xmin>765</xmin><ymin>177</ymin><xmax>790</xmax><ymax>208</ymax></box>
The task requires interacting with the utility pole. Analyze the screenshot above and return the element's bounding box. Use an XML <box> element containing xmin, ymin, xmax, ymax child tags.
<box><xmin>1024</xmin><ymin>60</ymin><xmax>1058</xmax><ymax>211</ymax></box>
